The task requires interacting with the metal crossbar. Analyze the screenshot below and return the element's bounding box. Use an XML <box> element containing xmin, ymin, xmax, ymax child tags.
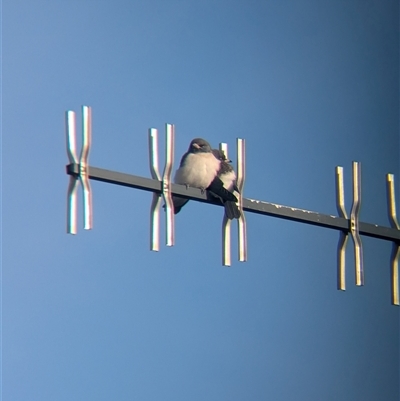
<box><xmin>65</xmin><ymin>163</ymin><xmax>400</xmax><ymax>242</ymax></box>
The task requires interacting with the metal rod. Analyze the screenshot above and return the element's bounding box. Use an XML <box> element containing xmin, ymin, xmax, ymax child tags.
<box><xmin>350</xmin><ymin>161</ymin><xmax>363</xmax><ymax>286</ymax></box>
<box><xmin>222</xmin><ymin>216</ymin><xmax>232</xmax><ymax>266</ymax></box>
<box><xmin>66</xmin><ymin>111</ymin><xmax>78</xmax><ymax>164</ymax></box>
<box><xmin>150</xmin><ymin>194</ymin><xmax>162</xmax><ymax>251</ymax></box>
<box><xmin>149</xmin><ymin>129</ymin><xmax>161</xmax><ymax>181</ymax></box>
<box><xmin>162</xmin><ymin>124</ymin><xmax>175</xmax><ymax>246</ymax></box>
<box><xmin>148</xmin><ymin>129</ymin><xmax>161</xmax><ymax>251</ymax></box>
<box><xmin>386</xmin><ymin>174</ymin><xmax>399</xmax><ymax>305</ymax></box>
<box><xmin>66</xmin><ymin>176</ymin><xmax>79</xmax><ymax>234</ymax></box>
<box><xmin>80</xmin><ymin>106</ymin><xmax>93</xmax><ymax>230</ymax></box>
<box><xmin>335</xmin><ymin>167</ymin><xmax>348</xmax><ymax>219</ymax></box>
<box><xmin>335</xmin><ymin>166</ymin><xmax>348</xmax><ymax>290</ymax></box>
<box><xmin>220</xmin><ymin>143</ymin><xmax>232</xmax><ymax>266</ymax></box>
<box><xmin>80</xmin><ymin>106</ymin><xmax>91</xmax><ymax>166</ymax></box>
<box><xmin>390</xmin><ymin>245</ymin><xmax>399</xmax><ymax>305</ymax></box>
<box><xmin>65</xmin><ymin>164</ymin><xmax>400</xmax><ymax>243</ymax></box>
<box><xmin>337</xmin><ymin>233</ymin><xmax>348</xmax><ymax>290</ymax></box>
<box><xmin>386</xmin><ymin>174</ymin><xmax>399</xmax><ymax>229</ymax></box>
<box><xmin>236</xmin><ymin>138</ymin><xmax>247</xmax><ymax>262</ymax></box>
<box><xmin>66</xmin><ymin>110</ymin><xmax>78</xmax><ymax>234</ymax></box>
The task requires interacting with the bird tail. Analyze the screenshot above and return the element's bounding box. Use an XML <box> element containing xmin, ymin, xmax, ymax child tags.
<box><xmin>163</xmin><ymin>196</ymin><xmax>189</xmax><ymax>214</ymax></box>
<box><xmin>224</xmin><ymin>200</ymin><xmax>241</xmax><ymax>220</ymax></box>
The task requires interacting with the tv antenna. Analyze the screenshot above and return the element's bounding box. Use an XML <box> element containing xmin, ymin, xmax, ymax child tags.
<box><xmin>65</xmin><ymin>106</ymin><xmax>400</xmax><ymax>306</ymax></box>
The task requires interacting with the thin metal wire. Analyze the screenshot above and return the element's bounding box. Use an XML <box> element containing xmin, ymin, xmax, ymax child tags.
<box><xmin>236</xmin><ymin>138</ymin><xmax>247</xmax><ymax>262</ymax></box>
<box><xmin>162</xmin><ymin>124</ymin><xmax>175</xmax><ymax>246</ymax></box>
<box><xmin>350</xmin><ymin>161</ymin><xmax>363</xmax><ymax>286</ymax></box>
<box><xmin>80</xmin><ymin>106</ymin><xmax>93</xmax><ymax>230</ymax></box>
<box><xmin>66</xmin><ymin>111</ymin><xmax>78</xmax><ymax>234</ymax></box>
<box><xmin>386</xmin><ymin>174</ymin><xmax>399</xmax><ymax>305</ymax></box>
<box><xmin>220</xmin><ymin>143</ymin><xmax>232</xmax><ymax>266</ymax></box>
<box><xmin>148</xmin><ymin>129</ymin><xmax>162</xmax><ymax>251</ymax></box>
<box><xmin>335</xmin><ymin>166</ymin><xmax>348</xmax><ymax>290</ymax></box>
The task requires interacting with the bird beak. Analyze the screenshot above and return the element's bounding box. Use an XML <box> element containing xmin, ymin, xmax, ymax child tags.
<box><xmin>192</xmin><ymin>143</ymin><xmax>200</xmax><ymax>149</ymax></box>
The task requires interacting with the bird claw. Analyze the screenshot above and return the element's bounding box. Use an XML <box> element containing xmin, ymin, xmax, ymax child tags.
<box><xmin>200</xmin><ymin>187</ymin><xmax>206</xmax><ymax>194</ymax></box>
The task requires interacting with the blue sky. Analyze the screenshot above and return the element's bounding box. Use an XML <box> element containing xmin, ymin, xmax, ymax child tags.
<box><xmin>2</xmin><ymin>1</ymin><xmax>399</xmax><ymax>400</ymax></box>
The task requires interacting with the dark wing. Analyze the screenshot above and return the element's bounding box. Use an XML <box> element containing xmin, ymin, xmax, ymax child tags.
<box><xmin>207</xmin><ymin>176</ymin><xmax>241</xmax><ymax>220</ymax></box>
<box><xmin>207</xmin><ymin>177</ymin><xmax>238</xmax><ymax>202</ymax></box>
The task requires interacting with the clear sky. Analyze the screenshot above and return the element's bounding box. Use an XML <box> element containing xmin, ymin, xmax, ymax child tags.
<box><xmin>2</xmin><ymin>1</ymin><xmax>399</xmax><ymax>400</ymax></box>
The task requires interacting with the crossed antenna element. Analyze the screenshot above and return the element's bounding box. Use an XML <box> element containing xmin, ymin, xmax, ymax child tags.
<box><xmin>66</xmin><ymin>106</ymin><xmax>93</xmax><ymax>234</ymax></box>
<box><xmin>65</xmin><ymin>106</ymin><xmax>400</xmax><ymax>306</ymax></box>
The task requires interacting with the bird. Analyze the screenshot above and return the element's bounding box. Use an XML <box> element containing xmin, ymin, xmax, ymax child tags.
<box><xmin>171</xmin><ymin>138</ymin><xmax>237</xmax><ymax>214</ymax></box>
<box><xmin>211</xmin><ymin>149</ymin><xmax>241</xmax><ymax>219</ymax></box>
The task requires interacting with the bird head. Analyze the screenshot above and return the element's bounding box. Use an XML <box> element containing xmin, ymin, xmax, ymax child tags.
<box><xmin>189</xmin><ymin>138</ymin><xmax>212</xmax><ymax>154</ymax></box>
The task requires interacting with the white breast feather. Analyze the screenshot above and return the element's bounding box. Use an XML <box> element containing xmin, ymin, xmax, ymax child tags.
<box><xmin>174</xmin><ymin>153</ymin><xmax>220</xmax><ymax>188</ymax></box>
